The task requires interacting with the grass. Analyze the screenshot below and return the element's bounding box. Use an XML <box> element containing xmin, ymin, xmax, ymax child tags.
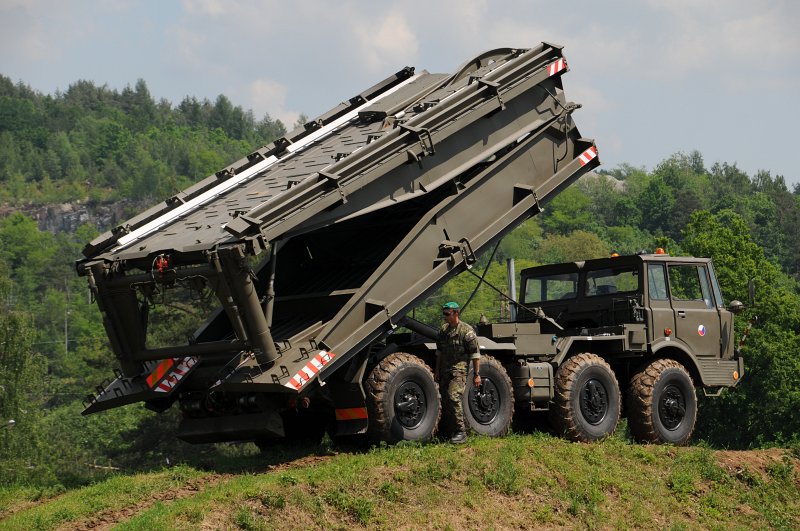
<box><xmin>0</xmin><ymin>485</ymin><xmax>65</xmax><ymax>516</ymax></box>
<box><xmin>1</xmin><ymin>434</ymin><xmax>798</xmax><ymax>530</ymax></box>
<box><xmin>0</xmin><ymin>465</ymin><xmax>206</xmax><ymax>530</ymax></box>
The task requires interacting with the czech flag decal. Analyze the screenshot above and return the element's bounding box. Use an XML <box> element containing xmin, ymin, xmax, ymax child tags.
<box><xmin>697</xmin><ymin>324</ymin><xmax>706</xmax><ymax>336</ymax></box>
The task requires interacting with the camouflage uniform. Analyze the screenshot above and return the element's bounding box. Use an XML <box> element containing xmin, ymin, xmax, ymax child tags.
<box><xmin>437</xmin><ymin>321</ymin><xmax>480</xmax><ymax>434</ymax></box>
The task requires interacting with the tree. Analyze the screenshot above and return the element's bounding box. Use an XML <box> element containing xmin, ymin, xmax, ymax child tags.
<box><xmin>120</xmin><ymin>79</ymin><xmax>158</xmax><ymax>131</ymax></box>
<box><xmin>604</xmin><ymin>225</ymin><xmax>653</xmax><ymax>255</ymax></box>
<box><xmin>708</xmin><ymin>162</ymin><xmax>751</xmax><ymax>212</ymax></box>
<box><xmin>534</xmin><ymin>230</ymin><xmax>610</xmax><ymax>264</ymax></box>
<box><xmin>496</xmin><ymin>218</ymin><xmax>542</xmax><ymax>263</ymax></box>
<box><xmin>635</xmin><ymin>175</ymin><xmax>675</xmax><ymax>236</ymax></box>
<box><xmin>654</xmin><ymin>150</ymin><xmax>706</xmax><ymax>186</ymax></box>
<box><xmin>751</xmin><ymin>171</ymin><xmax>800</xmax><ymax>279</ymax></box>
<box><xmin>577</xmin><ymin>173</ymin><xmax>624</xmax><ymax>228</ymax></box>
<box><xmin>539</xmin><ymin>187</ymin><xmax>598</xmax><ymax>235</ymax></box>
<box><xmin>256</xmin><ymin>113</ymin><xmax>286</xmax><ymax>143</ymax></box>
<box><xmin>0</xmin><ymin>260</ymin><xmax>48</xmax><ymax>484</ymax></box>
<box><xmin>682</xmin><ymin>210</ymin><xmax>800</xmax><ymax>447</ymax></box>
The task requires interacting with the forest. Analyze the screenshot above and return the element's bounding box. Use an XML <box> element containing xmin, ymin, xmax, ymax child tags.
<box><xmin>0</xmin><ymin>74</ymin><xmax>799</xmax><ymax>489</ymax></box>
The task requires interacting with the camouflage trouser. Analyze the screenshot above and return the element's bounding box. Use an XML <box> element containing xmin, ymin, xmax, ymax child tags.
<box><xmin>441</xmin><ymin>363</ymin><xmax>467</xmax><ymax>433</ymax></box>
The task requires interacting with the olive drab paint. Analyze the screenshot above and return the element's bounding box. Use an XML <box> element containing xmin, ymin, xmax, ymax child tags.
<box><xmin>76</xmin><ymin>43</ymin><xmax>740</xmax><ymax>447</ymax></box>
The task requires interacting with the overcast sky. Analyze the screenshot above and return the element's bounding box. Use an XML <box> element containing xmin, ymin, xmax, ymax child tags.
<box><xmin>2</xmin><ymin>0</ymin><xmax>798</xmax><ymax>186</ymax></box>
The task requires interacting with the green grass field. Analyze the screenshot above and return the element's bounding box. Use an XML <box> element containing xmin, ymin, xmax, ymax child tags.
<box><xmin>2</xmin><ymin>433</ymin><xmax>798</xmax><ymax>530</ymax></box>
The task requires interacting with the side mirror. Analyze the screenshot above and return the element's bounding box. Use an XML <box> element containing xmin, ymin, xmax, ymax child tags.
<box><xmin>728</xmin><ymin>300</ymin><xmax>745</xmax><ymax>315</ymax></box>
<box><xmin>748</xmin><ymin>278</ymin><xmax>756</xmax><ymax>306</ymax></box>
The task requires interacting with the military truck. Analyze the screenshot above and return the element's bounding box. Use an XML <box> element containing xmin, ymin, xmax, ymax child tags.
<box><xmin>77</xmin><ymin>43</ymin><xmax>741</xmax><ymax>447</ymax></box>
<box><xmin>475</xmin><ymin>251</ymin><xmax>744</xmax><ymax>444</ymax></box>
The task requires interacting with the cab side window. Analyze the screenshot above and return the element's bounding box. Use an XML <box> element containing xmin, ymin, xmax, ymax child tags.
<box><xmin>697</xmin><ymin>266</ymin><xmax>714</xmax><ymax>308</ymax></box>
<box><xmin>648</xmin><ymin>264</ymin><xmax>668</xmax><ymax>300</ymax></box>
<box><xmin>668</xmin><ymin>264</ymin><xmax>713</xmax><ymax>308</ymax></box>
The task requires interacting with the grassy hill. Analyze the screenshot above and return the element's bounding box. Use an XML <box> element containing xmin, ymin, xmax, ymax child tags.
<box><xmin>1</xmin><ymin>434</ymin><xmax>798</xmax><ymax>530</ymax></box>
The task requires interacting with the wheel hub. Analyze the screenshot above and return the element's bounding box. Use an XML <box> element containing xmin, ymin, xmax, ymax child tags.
<box><xmin>394</xmin><ymin>380</ymin><xmax>426</xmax><ymax>429</ymax></box>
<box><xmin>579</xmin><ymin>378</ymin><xmax>608</xmax><ymax>425</ymax></box>
<box><xmin>468</xmin><ymin>377</ymin><xmax>500</xmax><ymax>425</ymax></box>
<box><xmin>659</xmin><ymin>384</ymin><xmax>686</xmax><ymax>430</ymax></box>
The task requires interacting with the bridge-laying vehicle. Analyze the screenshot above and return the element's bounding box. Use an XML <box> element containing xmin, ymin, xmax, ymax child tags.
<box><xmin>78</xmin><ymin>43</ymin><xmax>743</xmax><ymax>447</ymax></box>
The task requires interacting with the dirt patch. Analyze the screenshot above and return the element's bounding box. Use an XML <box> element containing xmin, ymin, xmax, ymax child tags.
<box><xmin>2</xmin><ymin>500</ymin><xmax>44</xmax><ymax>520</ymax></box>
<box><xmin>58</xmin><ymin>474</ymin><xmax>231</xmax><ymax>531</ymax></box>
<box><xmin>0</xmin><ymin>490</ymin><xmax>68</xmax><ymax>520</ymax></box>
<box><xmin>715</xmin><ymin>448</ymin><xmax>798</xmax><ymax>483</ymax></box>
<box><xmin>261</xmin><ymin>453</ymin><xmax>335</xmax><ymax>474</ymax></box>
<box><xmin>199</xmin><ymin>502</ymin><xmax>232</xmax><ymax>531</ymax></box>
<box><xmin>72</xmin><ymin>454</ymin><xmax>337</xmax><ymax>530</ymax></box>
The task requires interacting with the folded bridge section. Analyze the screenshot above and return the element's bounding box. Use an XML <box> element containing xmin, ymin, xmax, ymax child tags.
<box><xmin>78</xmin><ymin>44</ymin><xmax>599</xmax><ymax>425</ymax></box>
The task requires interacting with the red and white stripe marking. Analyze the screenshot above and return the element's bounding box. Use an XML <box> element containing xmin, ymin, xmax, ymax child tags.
<box><xmin>154</xmin><ymin>357</ymin><xmax>197</xmax><ymax>393</ymax></box>
<box><xmin>285</xmin><ymin>350</ymin><xmax>336</xmax><ymax>390</ymax></box>
<box><xmin>578</xmin><ymin>146</ymin><xmax>598</xmax><ymax>166</ymax></box>
<box><xmin>146</xmin><ymin>358</ymin><xmax>174</xmax><ymax>388</ymax></box>
<box><xmin>548</xmin><ymin>58</ymin><xmax>567</xmax><ymax>77</ymax></box>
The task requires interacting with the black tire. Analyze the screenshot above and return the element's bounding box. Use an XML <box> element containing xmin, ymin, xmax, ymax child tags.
<box><xmin>627</xmin><ymin>359</ymin><xmax>697</xmax><ymax>445</ymax></box>
<box><xmin>462</xmin><ymin>355</ymin><xmax>514</xmax><ymax>437</ymax></box>
<box><xmin>365</xmin><ymin>352</ymin><xmax>441</xmax><ymax>443</ymax></box>
<box><xmin>550</xmin><ymin>353</ymin><xmax>621</xmax><ymax>442</ymax></box>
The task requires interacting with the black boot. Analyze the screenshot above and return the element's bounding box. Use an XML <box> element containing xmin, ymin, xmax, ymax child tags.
<box><xmin>449</xmin><ymin>431</ymin><xmax>467</xmax><ymax>444</ymax></box>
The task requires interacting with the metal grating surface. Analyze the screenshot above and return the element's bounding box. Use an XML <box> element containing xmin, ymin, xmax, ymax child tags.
<box><xmin>110</xmin><ymin>73</ymin><xmax>451</xmax><ymax>258</ymax></box>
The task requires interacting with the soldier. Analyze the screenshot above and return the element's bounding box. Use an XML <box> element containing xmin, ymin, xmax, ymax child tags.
<box><xmin>435</xmin><ymin>301</ymin><xmax>480</xmax><ymax>444</ymax></box>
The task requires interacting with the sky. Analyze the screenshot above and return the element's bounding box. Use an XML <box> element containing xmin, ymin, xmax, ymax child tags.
<box><xmin>1</xmin><ymin>0</ymin><xmax>799</xmax><ymax>187</ymax></box>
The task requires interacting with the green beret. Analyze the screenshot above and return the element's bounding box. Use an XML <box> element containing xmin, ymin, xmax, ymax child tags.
<box><xmin>442</xmin><ymin>301</ymin><xmax>460</xmax><ymax>310</ymax></box>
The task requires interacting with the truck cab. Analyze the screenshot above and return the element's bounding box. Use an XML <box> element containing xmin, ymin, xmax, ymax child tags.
<box><xmin>466</xmin><ymin>252</ymin><xmax>745</xmax><ymax>445</ymax></box>
<box><xmin>518</xmin><ymin>253</ymin><xmax>739</xmax><ymax>364</ymax></box>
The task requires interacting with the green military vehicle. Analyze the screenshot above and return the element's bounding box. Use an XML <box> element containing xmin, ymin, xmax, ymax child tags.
<box><xmin>448</xmin><ymin>251</ymin><xmax>744</xmax><ymax>445</ymax></box>
<box><xmin>77</xmin><ymin>43</ymin><xmax>741</xmax><ymax>447</ymax></box>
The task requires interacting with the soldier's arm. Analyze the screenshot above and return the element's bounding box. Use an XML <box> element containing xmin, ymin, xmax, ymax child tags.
<box><xmin>464</xmin><ymin>330</ymin><xmax>480</xmax><ymax>359</ymax></box>
<box><xmin>465</xmin><ymin>330</ymin><xmax>481</xmax><ymax>386</ymax></box>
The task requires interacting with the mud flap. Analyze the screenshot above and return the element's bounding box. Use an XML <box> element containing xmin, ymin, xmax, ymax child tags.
<box><xmin>328</xmin><ymin>381</ymin><xmax>369</xmax><ymax>436</ymax></box>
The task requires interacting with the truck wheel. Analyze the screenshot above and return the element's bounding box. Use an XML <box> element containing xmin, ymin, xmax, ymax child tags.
<box><xmin>627</xmin><ymin>359</ymin><xmax>697</xmax><ymax>445</ymax></box>
<box><xmin>365</xmin><ymin>352</ymin><xmax>441</xmax><ymax>443</ymax></box>
<box><xmin>463</xmin><ymin>356</ymin><xmax>514</xmax><ymax>437</ymax></box>
<box><xmin>550</xmin><ymin>353</ymin><xmax>621</xmax><ymax>442</ymax></box>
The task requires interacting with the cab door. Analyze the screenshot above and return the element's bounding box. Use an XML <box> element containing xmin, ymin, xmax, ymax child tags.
<box><xmin>667</xmin><ymin>263</ymin><xmax>720</xmax><ymax>357</ymax></box>
<box><xmin>646</xmin><ymin>262</ymin><xmax>674</xmax><ymax>342</ymax></box>
<box><xmin>708</xmin><ymin>262</ymin><xmax>734</xmax><ymax>358</ymax></box>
